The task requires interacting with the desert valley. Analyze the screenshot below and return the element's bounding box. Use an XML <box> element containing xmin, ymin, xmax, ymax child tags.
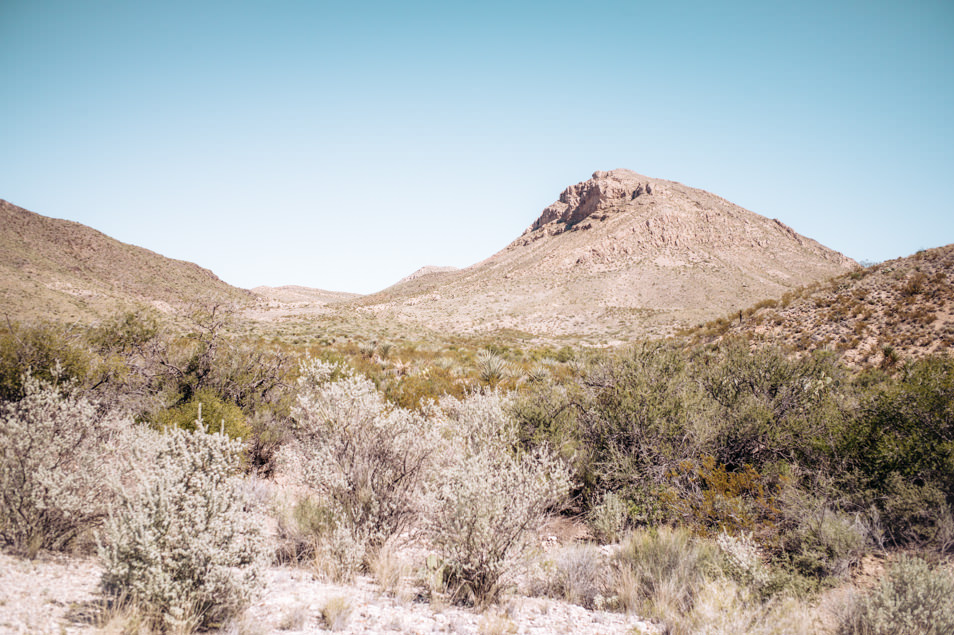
<box><xmin>1</xmin><ymin>169</ymin><xmax>953</xmax><ymax>634</ymax></box>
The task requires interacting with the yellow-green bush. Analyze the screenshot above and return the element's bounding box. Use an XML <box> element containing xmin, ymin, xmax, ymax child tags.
<box><xmin>155</xmin><ymin>388</ymin><xmax>250</xmax><ymax>440</ymax></box>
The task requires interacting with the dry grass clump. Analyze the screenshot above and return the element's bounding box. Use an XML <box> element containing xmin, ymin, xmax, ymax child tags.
<box><xmin>608</xmin><ymin>527</ymin><xmax>820</xmax><ymax>634</ymax></box>
<box><xmin>276</xmin><ymin>603</ymin><xmax>309</xmax><ymax>631</ymax></box>
<box><xmin>319</xmin><ymin>596</ymin><xmax>353</xmax><ymax>631</ymax></box>
<box><xmin>530</xmin><ymin>542</ymin><xmax>612</xmax><ymax>609</ymax></box>
<box><xmin>370</xmin><ymin>543</ymin><xmax>412</xmax><ymax>598</ymax></box>
<box><xmin>612</xmin><ymin>526</ymin><xmax>721</xmax><ymax>619</ymax></box>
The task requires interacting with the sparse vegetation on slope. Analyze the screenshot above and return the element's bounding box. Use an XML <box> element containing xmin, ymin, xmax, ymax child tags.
<box><xmin>690</xmin><ymin>244</ymin><xmax>954</xmax><ymax>367</ymax></box>
<box><xmin>0</xmin><ymin>200</ymin><xmax>250</xmax><ymax>322</ymax></box>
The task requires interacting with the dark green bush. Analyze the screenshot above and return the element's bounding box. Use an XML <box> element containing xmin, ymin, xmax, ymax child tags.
<box><xmin>700</xmin><ymin>342</ymin><xmax>849</xmax><ymax>471</ymax></box>
<box><xmin>851</xmin><ymin>356</ymin><xmax>954</xmax><ymax>549</ymax></box>
<box><xmin>575</xmin><ymin>342</ymin><xmax>711</xmax><ymax>512</ymax></box>
<box><xmin>0</xmin><ymin>321</ymin><xmax>93</xmax><ymax>401</ymax></box>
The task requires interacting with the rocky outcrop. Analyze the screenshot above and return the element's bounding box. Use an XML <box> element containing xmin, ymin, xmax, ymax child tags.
<box><xmin>530</xmin><ymin>169</ymin><xmax>657</xmax><ymax>231</ymax></box>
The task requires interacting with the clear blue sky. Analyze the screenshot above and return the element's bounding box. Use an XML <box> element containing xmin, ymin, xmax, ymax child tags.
<box><xmin>2</xmin><ymin>1</ymin><xmax>952</xmax><ymax>294</ymax></box>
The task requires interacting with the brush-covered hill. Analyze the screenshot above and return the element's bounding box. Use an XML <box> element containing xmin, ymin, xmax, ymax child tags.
<box><xmin>0</xmin><ymin>199</ymin><xmax>250</xmax><ymax>322</ymax></box>
<box><xmin>690</xmin><ymin>244</ymin><xmax>954</xmax><ymax>367</ymax></box>
<box><xmin>353</xmin><ymin>169</ymin><xmax>857</xmax><ymax>343</ymax></box>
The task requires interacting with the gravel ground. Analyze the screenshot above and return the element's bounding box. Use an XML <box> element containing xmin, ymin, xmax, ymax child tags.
<box><xmin>0</xmin><ymin>551</ymin><xmax>659</xmax><ymax>634</ymax></box>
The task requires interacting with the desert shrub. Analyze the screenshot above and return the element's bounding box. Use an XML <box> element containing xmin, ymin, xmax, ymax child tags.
<box><xmin>612</xmin><ymin>526</ymin><xmax>721</xmax><ymax>620</ymax></box>
<box><xmin>509</xmin><ymin>381</ymin><xmax>582</xmax><ymax>475</ymax></box>
<box><xmin>282</xmin><ymin>359</ymin><xmax>434</xmax><ymax>575</ymax></box>
<box><xmin>0</xmin><ymin>322</ymin><xmax>94</xmax><ymax>401</ymax></box>
<box><xmin>662</xmin><ymin>456</ymin><xmax>781</xmax><ymax>538</ymax></box>
<box><xmin>154</xmin><ymin>387</ymin><xmax>250</xmax><ymax>439</ymax></box>
<box><xmin>775</xmin><ymin>486</ymin><xmax>867</xmax><ymax>580</ymax></box>
<box><xmin>575</xmin><ymin>342</ymin><xmax>711</xmax><ymax>514</ymax></box>
<box><xmin>99</xmin><ymin>420</ymin><xmax>267</xmax><ymax>632</ymax></box>
<box><xmin>148</xmin><ymin>305</ymin><xmax>293</xmax><ymax>418</ymax></box>
<box><xmin>852</xmin><ymin>356</ymin><xmax>954</xmax><ymax>549</ymax></box>
<box><xmin>717</xmin><ymin>531</ymin><xmax>770</xmax><ymax>591</ymax></box>
<box><xmin>0</xmin><ymin>376</ymin><xmax>130</xmax><ymax>557</ymax></box>
<box><xmin>425</xmin><ymin>391</ymin><xmax>571</xmax><ymax>607</ymax></box>
<box><xmin>383</xmin><ymin>364</ymin><xmax>467</xmax><ymax>411</ymax></box>
<box><xmin>588</xmin><ymin>490</ymin><xmax>630</xmax><ymax>544</ymax></box>
<box><xmin>836</xmin><ymin>555</ymin><xmax>954</xmax><ymax>635</ymax></box>
<box><xmin>878</xmin><ymin>473</ymin><xmax>953</xmax><ymax>551</ymax></box>
<box><xmin>701</xmin><ymin>343</ymin><xmax>848</xmax><ymax>470</ymax></box>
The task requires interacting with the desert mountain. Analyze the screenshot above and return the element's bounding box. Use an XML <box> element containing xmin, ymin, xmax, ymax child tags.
<box><xmin>352</xmin><ymin>169</ymin><xmax>857</xmax><ymax>342</ymax></box>
<box><xmin>0</xmin><ymin>199</ymin><xmax>250</xmax><ymax>322</ymax></box>
<box><xmin>692</xmin><ymin>244</ymin><xmax>954</xmax><ymax>367</ymax></box>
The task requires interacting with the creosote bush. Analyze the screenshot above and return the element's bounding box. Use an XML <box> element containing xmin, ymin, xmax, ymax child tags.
<box><xmin>0</xmin><ymin>376</ymin><xmax>129</xmax><ymax>557</ymax></box>
<box><xmin>154</xmin><ymin>387</ymin><xmax>250</xmax><ymax>439</ymax></box>
<box><xmin>100</xmin><ymin>419</ymin><xmax>267</xmax><ymax>632</ymax></box>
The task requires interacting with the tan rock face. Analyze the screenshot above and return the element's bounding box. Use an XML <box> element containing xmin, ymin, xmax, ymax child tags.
<box><xmin>531</xmin><ymin>169</ymin><xmax>657</xmax><ymax>231</ymax></box>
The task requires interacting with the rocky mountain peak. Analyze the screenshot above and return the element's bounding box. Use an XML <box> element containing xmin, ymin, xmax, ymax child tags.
<box><xmin>530</xmin><ymin>169</ymin><xmax>657</xmax><ymax>232</ymax></box>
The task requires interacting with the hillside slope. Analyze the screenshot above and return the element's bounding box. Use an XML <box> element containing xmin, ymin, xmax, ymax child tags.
<box><xmin>353</xmin><ymin>170</ymin><xmax>857</xmax><ymax>343</ymax></box>
<box><xmin>692</xmin><ymin>244</ymin><xmax>954</xmax><ymax>367</ymax></box>
<box><xmin>0</xmin><ymin>199</ymin><xmax>250</xmax><ymax>322</ymax></box>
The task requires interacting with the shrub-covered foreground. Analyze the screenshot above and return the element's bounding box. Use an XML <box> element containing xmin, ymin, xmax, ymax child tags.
<box><xmin>2</xmin><ymin>311</ymin><xmax>953</xmax><ymax>632</ymax></box>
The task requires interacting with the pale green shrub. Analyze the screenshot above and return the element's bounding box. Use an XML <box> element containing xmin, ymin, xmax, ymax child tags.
<box><xmin>588</xmin><ymin>491</ymin><xmax>629</xmax><ymax>543</ymax></box>
<box><xmin>99</xmin><ymin>420</ymin><xmax>267</xmax><ymax>632</ymax></box>
<box><xmin>282</xmin><ymin>360</ymin><xmax>434</xmax><ymax>575</ymax></box>
<box><xmin>0</xmin><ymin>376</ymin><xmax>130</xmax><ymax>556</ymax></box>
<box><xmin>425</xmin><ymin>391</ymin><xmax>571</xmax><ymax>607</ymax></box>
<box><xmin>836</xmin><ymin>555</ymin><xmax>954</xmax><ymax>635</ymax></box>
<box><xmin>716</xmin><ymin>531</ymin><xmax>769</xmax><ymax>591</ymax></box>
